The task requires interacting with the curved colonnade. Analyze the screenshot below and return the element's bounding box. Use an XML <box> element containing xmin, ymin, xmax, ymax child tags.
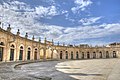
<box><xmin>0</xmin><ymin>27</ymin><xmax>119</xmax><ymax>62</ymax></box>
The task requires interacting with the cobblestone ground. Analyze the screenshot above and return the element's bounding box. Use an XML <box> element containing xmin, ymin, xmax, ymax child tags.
<box><xmin>0</xmin><ymin>59</ymin><xmax>120</xmax><ymax>80</ymax></box>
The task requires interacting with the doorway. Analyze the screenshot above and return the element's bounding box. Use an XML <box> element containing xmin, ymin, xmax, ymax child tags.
<box><xmin>0</xmin><ymin>47</ymin><xmax>3</xmax><ymax>61</ymax></box>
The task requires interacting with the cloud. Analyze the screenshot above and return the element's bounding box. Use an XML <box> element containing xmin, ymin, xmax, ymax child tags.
<box><xmin>79</xmin><ymin>17</ymin><xmax>102</xmax><ymax>25</ymax></box>
<box><xmin>71</xmin><ymin>0</ymin><xmax>92</xmax><ymax>13</ymax></box>
<box><xmin>0</xmin><ymin>1</ymin><xmax>60</xmax><ymax>35</ymax></box>
<box><xmin>0</xmin><ymin>0</ymin><xmax>120</xmax><ymax>45</ymax></box>
<box><xmin>35</xmin><ymin>5</ymin><xmax>59</xmax><ymax>18</ymax></box>
<box><xmin>54</xmin><ymin>23</ymin><xmax>120</xmax><ymax>44</ymax></box>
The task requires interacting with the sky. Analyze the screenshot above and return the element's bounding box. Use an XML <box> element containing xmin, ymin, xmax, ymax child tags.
<box><xmin>0</xmin><ymin>0</ymin><xmax>120</xmax><ymax>46</ymax></box>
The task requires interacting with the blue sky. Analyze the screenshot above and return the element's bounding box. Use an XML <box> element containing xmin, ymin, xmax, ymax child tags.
<box><xmin>0</xmin><ymin>0</ymin><xmax>120</xmax><ymax>46</ymax></box>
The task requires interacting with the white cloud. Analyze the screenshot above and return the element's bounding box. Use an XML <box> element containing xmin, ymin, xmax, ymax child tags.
<box><xmin>71</xmin><ymin>0</ymin><xmax>92</xmax><ymax>13</ymax></box>
<box><xmin>35</xmin><ymin>6</ymin><xmax>58</xmax><ymax>18</ymax></box>
<box><xmin>79</xmin><ymin>17</ymin><xmax>102</xmax><ymax>25</ymax></box>
<box><xmin>55</xmin><ymin>23</ymin><xmax>120</xmax><ymax>45</ymax></box>
<box><xmin>0</xmin><ymin>0</ymin><xmax>120</xmax><ymax>45</ymax></box>
<box><xmin>3</xmin><ymin>1</ymin><xmax>34</xmax><ymax>12</ymax></box>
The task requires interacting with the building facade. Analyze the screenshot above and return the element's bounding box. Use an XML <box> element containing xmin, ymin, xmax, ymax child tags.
<box><xmin>0</xmin><ymin>25</ymin><xmax>120</xmax><ymax>62</ymax></box>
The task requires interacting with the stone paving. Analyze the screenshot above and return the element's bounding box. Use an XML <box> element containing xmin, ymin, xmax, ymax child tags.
<box><xmin>56</xmin><ymin>59</ymin><xmax>119</xmax><ymax>80</ymax></box>
<box><xmin>0</xmin><ymin>59</ymin><xmax>120</xmax><ymax>80</ymax></box>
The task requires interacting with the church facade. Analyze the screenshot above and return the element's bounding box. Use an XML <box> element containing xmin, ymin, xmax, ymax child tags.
<box><xmin>0</xmin><ymin>25</ymin><xmax>119</xmax><ymax>62</ymax></box>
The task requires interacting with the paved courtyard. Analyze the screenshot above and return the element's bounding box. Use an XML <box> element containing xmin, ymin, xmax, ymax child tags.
<box><xmin>0</xmin><ymin>59</ymin><xmax>120</xmax><ymax>80</ymax></box>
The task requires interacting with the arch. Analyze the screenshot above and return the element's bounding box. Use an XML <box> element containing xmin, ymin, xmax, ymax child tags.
<box><xmin>19</xmin><ymin>46</ymin><xmax>23</xmax><ymax>60</ymax></box>
<box><xmin>0</xmin><ymin>42</ymin><xmax>4</xmax><ymax>46</ymax></box>
<box><xmin>27</xmin><ymin>47</ymin><xmax>31</xmax><ymax>60</ymax></box>
<box><xmin>106</xmin><ymin>51</ymin><xmax>109</xmax><ymax>58</ymax></box>
<box><xmin>0</xmin><ymin>42</ymin><xmax>4</xmax><ymax>61</ymax></box>
<box><xmin>82</xmin><ymin>52</ymin><xmax>84</xmax><ymax>59</ymax></box>
<box><xmin>87</xmin><ymin>52</ymin><xmax>90</xmax><ymax>59</ymax></box>
<box><xmin>10</xmin><ymin>44</ymin><xmax>15</xmax><ymax>61</ymax></box>
<box><xmin>28</xmin><ymin>47</ymin><xmax>31</xmax><ymax>50</ymax></box>
<box><xmin>66</xmin><ymin>51</ymin><xmax>68</xmax><ymax>59</ymax></box>
<box><xmin>76</xmin><ymin>51</ymin><xmax>79</xmax><ymax>59</ymax></box>
<box><xmin>99</xmin><ymin>51</ymin><xmax>102</xmax><ymax>58</ymax></box>
<box><xmin>0</xmin><ymin>47</ymin><xmax>3</xmax><ymax>61</ymax></box>
<box><xmin>113</xmin><ymin>51</ymin><xmax>116</xmax><ymax>58</ymax></box>
<box><xmin>71</xmin><ymin>51</ymin><xmax>74</xmax><ymax>59</ymax></box>
<box><xmin>93</xmin><ymin>52</ymin><xmax>96</xmax><ymax>59</ymax></box>
<box><xmin>20</xmin><ymin>46</ymin><xmax>23</xmax><ymax>49</ymax></box>
<box><xmin>34</xmin><ymin>48</ymin><xmax>37</xmax><ymax>60</ymax></box>
<box><xmin>11</xmin><ymin>44</ymin><xmax>15</xmax><ymax>48</ymax></box>
<box><xmin>60</xmin><ymin>51</ymin><xmax>63</xmax><ymax>59</ymax></box>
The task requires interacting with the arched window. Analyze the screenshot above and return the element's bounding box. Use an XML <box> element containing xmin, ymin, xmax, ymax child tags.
<box><xmin>99</xmin><ymin>51</ymin><xmax>102</xmax><ymax>58</ymax></box>
<box><xmin>106</xmin><ymin>51</ymin><xmax>109</xmax><ymax>58</ymax></box>
<box><xmin>113</xmin><ymin>51</ymin><xmax>116</xmax><ymax>58</ymax></box>
<box><xmin>11</xmin><ymin>44</ymin><xmax>15</xmax><ymax>48</ymax></box>
<box><xmin>82</xmin><ymin>52</ymin><xmax>84</xmax><ymax>59</ymax></box>
<box><xmin>93</xmin><ymin>52</ymin><xmax>96</xmax><ymax>58</ymax></box>
<box><xmin>10</xmin><ymin>44</ymin><xmax>15</xmax><ymax>61</ymax></box>
<box><xmin>27</xmin><ymin>47</ymin><xmax>31</xmax><ymax>60</ymax></box>
<box><xmin>19</xmin><ymin>46</ymin><xmax>23</xmax><ymax>60</ymax></box>
<box><xmin>60</xmin><ymin>51</ymin><xmax>62</xmax><ymax>59</ymax></box>
<box><xmin>34</xmin><ymin>49</ymin><xmax>37</xmax><ymax>60</ymax></box>
<box><xmin>87</xmin><ymin>52</ymin><xmax>90</xmax><ymax>59</ymax></box>
<box><xmin>71</xmin><ymin>51</ymin><xmax>73</xmax><ymax>59</ymax></box>
<box><xmin>76</xmin><ymin>51</ymin><xmax>79</xmax><ymax>59</ymax></box>
<box><xmin>66</xmin><ymin>51</ymin><xmax>68</xmax><ymax>59</ymax></box>
<box><xmin>0</xmin><ymin>42</ymin><xmax>4</xmax><ymax>46</ymax></box>
<box><xmin>0</xmin><ymin>43</ymin><xmax>4</xmax><ymax>61</ymax></box>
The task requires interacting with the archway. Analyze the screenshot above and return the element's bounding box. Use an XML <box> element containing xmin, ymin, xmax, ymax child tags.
<box><xmin>93</xmin><ymin>52</ymin><xmax>96</xmax><ymax>59</ymax></box>
<box><xmin>113</xmin><ymin>51</ymin><xmax>116</xmax><ymax>58</ymax></box>
<box><xmin>0</xmin><ymin>42</ymin><xmax>4</xmax><ymax>61</ymax></box>
<box><xmin>82</xmin><ymin>52</ymin><xmax>84</xmax><ymax>59</ymax></box>
<box><xmin>106</xmin><ymin>51</ymin><xmax>109</xmax><ymax>58</ymax></box>
<box><xmin>60</xmin><ymin>51</ymin><xmax>62</xmax><ymax>59</ymax></box>
<box><xmin>34</xmin><ymin>49</ymin><xmax>37</xmax><ymax>60</ymax></box>
<box><xmin>19</xmin><ymin>46</ymin><xmax>23</xmax><ymax>60</ymax></box>
<box><xmin>87</xmin><ymin>52</ymin><xmax>90</xmax><ymax>59</ymax></box>
<box><xmin>66</xmin><ymin>51</ymin><xmax>68</xmax><ymax>59</ymax></box>
<box><xmin>76</xmin><ymin>51</ymin><xmax>79</xmax><ymax>59</ymax></box>
<box><xmin>27</xmin><ymin>47</ymin><xmax>31</xmax><ymax>60</ymax></box>
<box><xmin>10</xmin><ymin>44</ymin><xmax>15</xmax><ymax>61</ymax></box>
<box><xmin>99</xmin><ymin>51</ymin><xmax>102</xmax><ymax>58</ymax></box>
<box><xmin>71</xmin><ymin>51</ymin><xmax>73</xmax><ymax>59</ymax></box>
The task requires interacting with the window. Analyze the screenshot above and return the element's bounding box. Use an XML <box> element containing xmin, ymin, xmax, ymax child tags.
<box><xmin>60</xmin><ymin>51</ymin><xmax>62</xmax><ymax>59</ymax></box>
<box><xmin>71</xmin><ymin>51</ymin><xmax>73</xmax><ymax>59</ymax></box>
<box><xmin>93</xmin><ymin>52</ymin><xmax>96</xmax><ymax>58</ymax></box>
<box><xmin>106</xmin><ymin>51</ymin><xmax>109</xmax><ymax>58</ymax></box>
<box><xmin>10</xmin><ymin>45</ymin><xmax>15</xmax><ymax>61</ymax></box>
<box><xmin>0</xmin><ymin>42</ymin><xmax>4</xmax><ymax>45</ymax></box>
<box><xmin>82</xmin><ymin>52</ymin><xmax>84</xmax><ymax>59</ymax></box>
<box><xmin>0</xmin><ymin>47</ymin><xmax>3</xmax><ymax>61</ymax></box>
<box><xmin>76</xmin><ymin>51</ymin><xmax>79</xmax><ymax>59</ymax></box>
<box><xmin>66</xmin><ymin>51</ymin><xmax>68</xmax><ymax>59</ymax></box>
<box><xmin>99</xmin><ymin>51</ymin><xmax>102</xmax><ymax>58</ymax></box>
<box><xmin>27</xmin><ymin>48</ymin><xmax>31</xmax><ymax>60</ymax></box>
<box><xmin>19</xmin><ymin>46</ymin><xmax>23</xmax><ymax>60</ymax></box>
<box><xmin>87</xmin><ymin>52</ymin><xmax>90</xmax><ymax>59</ymax></box>
<box><xmin>34</xmin><ymin>49</ymin><xmax>37</xmax><ymax>60</ymax></box>
<box><xmin>113</xmin><ymin>51</ymin><xmax>116</xmax><ymax>58</ymax></box>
